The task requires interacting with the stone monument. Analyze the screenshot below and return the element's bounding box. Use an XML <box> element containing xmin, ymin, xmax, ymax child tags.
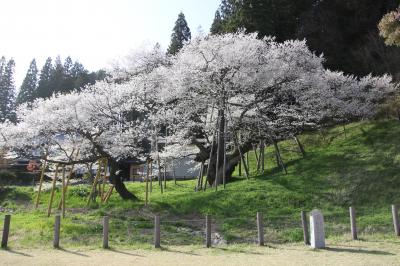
<box><xmin>310</xmin><ymin>209</ymin><xmax>325</xmax><ymax>249</ymax></box>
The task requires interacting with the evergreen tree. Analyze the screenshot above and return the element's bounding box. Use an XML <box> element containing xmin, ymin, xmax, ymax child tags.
<box><xmin>16</xmin><ymin>59</ymin><xmax>38</xmax><ymax>106</ymax></box>
<box><xmin>0</xmin><ymin>57</ymin><xmax>6</xmax><ymax>77</ymax></box>
<box><xmin>36</xmin><ymin>57</ymin><xmax>53</xmax><ymax>99</ymax></box>
<box><xmin>167</xmin><ymin>12</ymin><xmax>191</xmax><ymax>55</ymax></box>
<box><xmin>61</xmin><ymin>56</ymin><xmax>75</xmax><ymax>92</ymax></box>
<box><xmin>213</xmin><ymin>0</ymin><xmax>400</xmax><ymax>78</ymax></box>
<box><xmin>210</xmin><ymin>11</ymin><xmax>224</xmax><ymax>34</ymax></box>
<box><xmin>50</xmin><ymin>56</ymin><xmax>65</xmax><ymax>94</ymax></box>
<box><xmin>0</xmin><ymin>58</ymin><xmax>16</xmax><ymax>122</ymax></box>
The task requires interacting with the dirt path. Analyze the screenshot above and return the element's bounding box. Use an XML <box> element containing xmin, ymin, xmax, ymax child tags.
<box><xmin>0</xmin><ymin>241</ymin><xmax>399</xmax><ymax>266</ymax></box>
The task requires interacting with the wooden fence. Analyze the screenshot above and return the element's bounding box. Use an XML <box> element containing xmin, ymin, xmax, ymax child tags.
<box><xmin>1</xmin><ymin>205</ymin><xmax>399</xmax><ymax>249</ymax></box>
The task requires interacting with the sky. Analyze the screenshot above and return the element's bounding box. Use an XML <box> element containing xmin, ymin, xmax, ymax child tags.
<box><xmin>0</xmin><ymin>0</ymin><xmax>220</xmax><ymax>88</ymax></box>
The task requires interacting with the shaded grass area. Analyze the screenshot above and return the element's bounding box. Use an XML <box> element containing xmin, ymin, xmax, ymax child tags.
<box><xmin>1</xmin><ymin>120</ymin><xmax>400</xmax><ymax>248</ymax></box>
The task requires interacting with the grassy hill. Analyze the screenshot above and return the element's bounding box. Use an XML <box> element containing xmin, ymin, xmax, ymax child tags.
<box><xmin>1</xmin><ymin>120</ymin><xmax>400</xmax><ymax>248</ymax></box>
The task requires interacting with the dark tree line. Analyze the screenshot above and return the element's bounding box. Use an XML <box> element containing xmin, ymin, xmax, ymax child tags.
<box><xmin>210</xmin><ymin>0</ymin><xmax>400</xmax><ymax>79</ymax></box>
<box><xmin>0</xmin><ymin>55</ymin><xmax>106</xmax><ymax>123</ymax></box>
<box><xmin>19</xmin><ymin>56</ymin><xmax>107</xmax><ymax>104</ymax></box>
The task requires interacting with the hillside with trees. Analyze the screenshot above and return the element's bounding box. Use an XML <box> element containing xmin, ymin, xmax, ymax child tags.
<box><xmin>210</xmin><ymin>0</ymin><xmax>400</xmax><ymax>79</ymax></box>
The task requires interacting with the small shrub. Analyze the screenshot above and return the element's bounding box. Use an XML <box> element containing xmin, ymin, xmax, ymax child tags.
<box><xmin>0</xmin><ymin>170</ymin><xmax>17</xmax><ymax>186</ymax></box>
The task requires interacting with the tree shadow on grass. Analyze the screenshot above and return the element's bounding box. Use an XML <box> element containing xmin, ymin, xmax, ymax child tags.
<box><xmin>2</xmin><ymin>248</ymin><xmax>32</xmax><ymax>257</ymax></box>
<box><xmin>106</xmin><ymin>247</ymin><xmax>145</xmax><ymax>257</ymax></box>
<box><xmin>57</xmin><ymin>247</ymin><xmax>89</xmax><ymax>257</ymax></box>
<box><xmin>325</xmin><ymin>247</ymin><xmax>395</xmax><ymax>255</ymax></box>
<box><xmin>159</xmin><ymin>246</ymin><xmax>199</xmax><ymax>256</ymax></box>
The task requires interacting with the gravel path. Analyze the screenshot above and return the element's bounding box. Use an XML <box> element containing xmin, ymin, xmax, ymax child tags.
<box><xmin>0</xmin><ymin>241</ymin><xmax>399</xmax><ymax>266</ymax></box>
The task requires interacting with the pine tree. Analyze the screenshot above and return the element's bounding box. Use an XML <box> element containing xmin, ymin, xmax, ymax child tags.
<box><xmin>167</xmin><ymin>12</ymin><xmax>191</xmax><ymax>55</ymax></box>
<box><xmin>62</xmin><ymin>56</ymin><xmax>75</xmax><ymax>92</ymax></box>
<box><xmin>36</xmin><ymin>57</ymin><xmax>54</xmax><ymax>99</ymax></box>
<box><xmin>0</xmin><ymin>58</ymin><xmax>16</xmax><ymax>122</ymax></box>
<box><xmin>51</xmin><ymin>56</ymin><xmax>65</xmax><ymax>94</ymax></box>
<box><xmin>210</xmin><ymin>11</ymin><xmax>224</xmax><ymax>34</ymax></box>
<box><xmin>16</xmin><ymin>59</ymin><xmax>38</xmax><ymax>106</ymax></box>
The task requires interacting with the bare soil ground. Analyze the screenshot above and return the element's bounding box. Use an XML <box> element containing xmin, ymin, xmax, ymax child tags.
<box><xmin>0</xmin><ymin>240</ymin><xmax>399</xmax><ymax>266</ymax></box>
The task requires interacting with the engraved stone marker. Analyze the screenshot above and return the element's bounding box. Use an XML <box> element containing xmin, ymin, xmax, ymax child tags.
<box><xmin>310</xmin><ymin>209</ymin><xmax>325</xmax><ymax>249</ymax></box>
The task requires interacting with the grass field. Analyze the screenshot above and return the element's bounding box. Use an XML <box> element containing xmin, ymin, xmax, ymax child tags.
<box><xmin>0</xmin><ymin>120</ymin><xmax>400</xmax><ymax>248</ymax></box>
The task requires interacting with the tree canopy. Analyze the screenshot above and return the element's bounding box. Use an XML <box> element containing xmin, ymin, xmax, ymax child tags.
<box><xmin>0</xmin><ymin>33</ymin><xmax>394</xmax><ymax>198</ymax></box>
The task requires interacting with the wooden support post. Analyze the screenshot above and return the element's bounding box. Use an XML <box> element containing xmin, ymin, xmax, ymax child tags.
<box><xmin>154</xmin><ymin>215</ymin><xmax>161</xmax><ymax>248</ymax></box>
<box><xmin>150</xmin><ymin>161</ymin><xmax>153</xmax><ymax>192</ymax></box>
<box><xmin>198</xmin><ymin>161</ymin><xmax>204</xmax><ymax>190</ymax></box>
<box><xmin>222</xmin><ymin>120</ymin><xmax>227</xmax><ymax>189</ymax></box>
<box><xmin>47</xmin><ymin>164</ymin><xmax>59</xmax><ymax>217</ymax></box>
<box><xmin>301</xmin><ymin>211</ymin><xmax>310</xmax><ymax>245</ymax></box>
<box><xmin>349</xmin><ymin>206</ymin><xmax>357</xmax><ymax>240</ymax></box>
<box><xmin>392</xmin><ymin>204</ymin><xmax>400</xmax><ymax>236</ymax></box>
<box><xmin>58</xmin><ymin>164</ymin><xmax>75</xmax><ymax>209</ymax></box>
<box><xmin>163</xmin><ymin>162</ymin><xmax>167</xmax><ymax>189</ymax></box>
<box><xmin>103</xmin><ymin>216</ymin><xmax>109</xmax><ymax>248</ymax></box>
<box><xmin>61</xmin><ymin>165</ymin><xmax>66</xmax><ymax>218</ymax></box>
<box><xmin>215</xmin><ymin>119</ymin><xmax>221</xmax><ymax>191</ymax></box>
<box><xmin>206</xmin><ymin>215</ymin><xmax>211</xmax><ymax>248</ymax></box>
<box><xmin>35</xmin><ymin>159</ymin><xmax>47</xmax><ymax>208</ymax></box>
<box><xmin>238</xmin><ymin>159</ymin><xmax>242</xmax><ymax>176</ymax></box>
<box><xmin>87</xmin><ymin>161</ymin><xmax>102</xmax><ymax>206</ymax></box>
<box><xmin>53</xmin><ymin>215</ymin><xmax>61</xmax><ymax>248</ymax></box>
<box><xmin>145</xmin><ymin>160</ymin><xmax>149</xmax><ymax>207</ymax></box>
<box><xmin>173</xmin><ymin>163</ymin><xmax>177</xmax><ymax>185</ymax></box>
<box><xmin>257</xmin><ymin>212</ymin><xmax>264</xmax><ymax>246</ymax></box>
<box><xmin>254</xmin><ymin>145</ymin><xmax>260</xmax><ymax>173</ymax></box>
<box><xmin>246</xmin><ymin>152</ymin><xmax>250</xmax><ymax>174</ymax></box>
<box><xmin>101</xmin><ymin>159</ymin><xmax>108</xmax><ymax>201</ymax></box>
<box><xmin>232</xmin><ymin>132</ymin><xmax>249</xmax><ymax>178</ymax></box>
<box><xmin>157</xmin><ymin>156</ymin><xmax>163</xmax><ymax>194</ymax></box>
<box><xmin>261</xmin><ymin>141</ymin><xmax>265</xmax><ymax>173</ymax></box>
<box><xmin>205</xmin><ymin>129</ymin><xmax>216</xmax><ymax>191</ymax></box>
<box><xmin>273</xmin><ymin>141</ymin><xmax>287</xmax><ymax>174</ymax></box>
<box><xmin>294</xmin><ymin>136</ymin><xmax>306</xmax><ymax>157</ymax></box>
<box><xmin>103</xmin><ymin>186</ymin><xmax>114</xmax><ymax>203</ymax></box>
<box><xmin>1</xmin><ymin>215</ymin><xmax>11</xmax><ymax>249</ymax></box>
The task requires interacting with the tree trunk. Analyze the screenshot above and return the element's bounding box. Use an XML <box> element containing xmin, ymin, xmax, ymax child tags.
<box><xmin>201</xmin><ymin>140</ymin><xmax>252</xmax><ymax>186</ymax></box>
<box><xmin>109</xmin><ymin>160</ymin><xmax>137</xmax><ymax>200</ymax></box>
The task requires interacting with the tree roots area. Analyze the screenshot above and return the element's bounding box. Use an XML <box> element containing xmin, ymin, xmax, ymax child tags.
<box><xmin>1</xmin><ymin>241</ymin><xmax>399</xmax><ymax>266</ymax></box>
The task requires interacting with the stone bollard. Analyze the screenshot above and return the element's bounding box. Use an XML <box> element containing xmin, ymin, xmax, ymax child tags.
<box><xmin>206</xmin><ymin>215</ymin><xmax>211</xmax><ymax>248</ymax></box>
<box><xmin>53</xmin><ymin>215</ymin><xmax>61</xmax><ymax>248</ymax></box>
<box><xmin>301</xmin><ymin>211</ymin><xmax>310</xmax><ymax>245</ymax></box>
<box><xmin>103</xmin><ymin>216</ymin><xmax>109</xmax><ymax>249</ymax></box>
<box><xmin>349</xmin><ymin>206</ymin><xmax>357</xmax><ymax>240</ymax></box>
<box><xmin>154</xmin><ymin>215</ymin><xmax>160</xmax><ymax>248</ymax></box>
<box><xmin>392</xmin><ymin>205</ymin><xmax>400</xmax><ymax>236</ymax></box>
<box><xmin>310</xmin><ymin>209</ymin><xmax>325</xmax><ymax>249</ymax></box>
<box><xmin>256</xmin><ymin>212</ymin><xmax>264</xmax><ymax>246</ymax></box>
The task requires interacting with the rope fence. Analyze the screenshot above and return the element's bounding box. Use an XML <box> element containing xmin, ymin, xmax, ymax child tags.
<box><xmin>1</xmin><ymin>204</ymin><xmax>399</xmax><ymax>249</ymax></box>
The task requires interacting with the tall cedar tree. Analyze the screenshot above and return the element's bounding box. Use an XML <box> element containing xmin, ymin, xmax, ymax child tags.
<box><xmin>51</xmin><ymin>56</ymin><xmax>65</xmax><ymax>94</ymax></box>
<box><xmin>17</xmin><ymin>59</ymin><xmax>38</xmax><ymax>106</ymax></box>
<box><xmin>0</xmin><ymin>57</ymin><xmax>16</xmax><ymax>122</ymax></box>
<box><xmin>167</xmin><ymin>12</ymin><xmax>191</xmax><ymax>55</ymax></box>
<box><xmin>210</xmin><ymin>11</ymin><xmax>224</xmax><ymax>34</ymax></box>
<box><xmin>36</xmin><ymin>57</ymin><xmax>53</xmax><ymax>99</ymax></box>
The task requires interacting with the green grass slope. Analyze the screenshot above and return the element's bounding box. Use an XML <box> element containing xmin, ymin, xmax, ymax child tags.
<box><xmin>1</xmin><ymin>120</ymin><xmax>400</xmax><ymax>247</ymax></box>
